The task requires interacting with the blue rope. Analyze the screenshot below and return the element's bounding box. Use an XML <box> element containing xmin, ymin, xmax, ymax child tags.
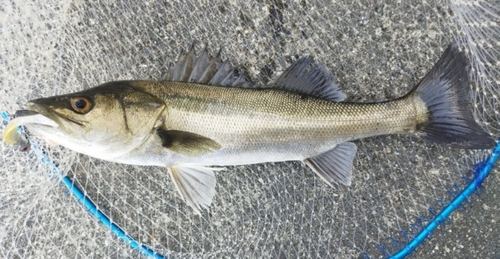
<box><xmin>389</xmin><ymin>138</ymin><xmax>500</xmax><ymax>259</ymax></box>
<box><xmin>60</xmin><ymin>177</ymin><xmax>167</xmax><ymax>259</ymax></box>
<box><xmin>1</xmin><ymin>111</ymin><xmax>167</xmax><ymax>259</ymax></box>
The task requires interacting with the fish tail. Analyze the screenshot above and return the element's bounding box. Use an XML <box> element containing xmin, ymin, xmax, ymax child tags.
<box><xmin>409</xmin><ymin>42</ymin><xmax>494</xmax><ymax>149</ymax></box>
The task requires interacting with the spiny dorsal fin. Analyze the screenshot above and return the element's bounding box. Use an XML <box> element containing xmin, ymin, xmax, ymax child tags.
<box><xmin>271</xmin><ymin>56</ymin><xmax>346</xmax><ymax>102</ymax></box>
<box><xmin>166</xmin><ymin>44</ymin><xmax>254</xmax><ymax>88</ymax></box>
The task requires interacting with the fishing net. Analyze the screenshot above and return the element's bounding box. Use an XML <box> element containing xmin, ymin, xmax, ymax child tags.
<box><xmin>1</xmin><ymin>0</ymin><xmax>499</xmax><ymax>258</ymax></box>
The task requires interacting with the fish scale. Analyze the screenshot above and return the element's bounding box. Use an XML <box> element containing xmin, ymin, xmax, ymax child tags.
<box><xmin>136</xmin><ymin>82</ymin><xmax>420</xmax><ymax>147</ymax></box>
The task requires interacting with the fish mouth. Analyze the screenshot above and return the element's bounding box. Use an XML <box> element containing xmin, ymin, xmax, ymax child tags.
<box><xmin>26</xmin><ymin>101</ymin><xmax>85</xmax><ymax>126</ymax></box>
<box><xmin>14</xmin><ymin>110</ymin><xmax>40</xmax><ymax>118</ymax></box>
<box><xmin>8</xmin><ymin>106</ymin><xmax>59</xmax><ymax>133</ymax></box>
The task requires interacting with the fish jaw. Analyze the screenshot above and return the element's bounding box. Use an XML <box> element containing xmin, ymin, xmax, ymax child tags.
<box><xmin>13</xmin><ymin>104</ymin><xmax>94</xmax><ymax>155</ymax></box>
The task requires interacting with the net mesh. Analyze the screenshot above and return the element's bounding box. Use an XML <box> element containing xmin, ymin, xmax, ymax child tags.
<box><xmin>0</xmin><ymin>0</ymin><xmax>498</xmax><ymax>258</ymax></box>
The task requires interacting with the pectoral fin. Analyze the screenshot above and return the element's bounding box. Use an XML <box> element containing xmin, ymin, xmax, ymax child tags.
<box><xmin>168</xmin><ymin>165</ymin><xmax>222</xmax><ymax>214</ymax></box>
<box><xmin>305</xmin><ymin>142</ymin><xmax>357</xmax><ymax>186</ymax></box>
<box><xmin>157</xmin><ymin>129</ymin><xmax>221</xmax><ymax>156</ymax></box>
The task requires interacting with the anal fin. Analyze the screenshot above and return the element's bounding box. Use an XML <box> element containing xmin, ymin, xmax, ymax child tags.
<box><xmin>304</xmin><ymin>142</ymin><xmax>357</xmax><ymax>186</ymax></box>
<box><xmin>168</xmin><ymin>165</ymin><xmax>222</xmax><ymax>214</ymax></box>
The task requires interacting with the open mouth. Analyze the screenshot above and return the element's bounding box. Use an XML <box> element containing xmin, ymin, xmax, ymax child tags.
<box><xmin>11</xmin><ymin>110</ymin><xmax>59</xmax><ymax>128</ymax></box>
<box><xmin>27</xmin><ymin>102</ymin><xmax>85</xmax><ymax>126</ymax></box>
<box><xmin>15</xmin><ymin>110</ymin><xmax>40</xmax><ymax>118</ymax></box>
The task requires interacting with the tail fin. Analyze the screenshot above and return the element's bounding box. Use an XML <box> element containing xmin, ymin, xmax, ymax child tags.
<box><xmin>411</xmin><ymin>42</ymin><xmax>494</xmax><ymax>149</ymax></box>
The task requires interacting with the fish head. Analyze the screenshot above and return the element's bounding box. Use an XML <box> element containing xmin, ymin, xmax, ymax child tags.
<box><xmin>23</xmin><ymin>82</ymin><xmax>165</xmax><ymax>160</ymax></box>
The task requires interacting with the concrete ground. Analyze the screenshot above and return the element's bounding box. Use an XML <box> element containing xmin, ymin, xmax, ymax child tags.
<box><xmin>413</xmin><ymin>166</ymin><xmax>500</xmax><ymax>259</ymax></box>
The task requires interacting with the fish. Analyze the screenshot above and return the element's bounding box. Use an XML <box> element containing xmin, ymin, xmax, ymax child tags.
<box><xmin>3</xmin><ymin>42</ymin><xmax>495</xmax><ymax>213</ymax></box>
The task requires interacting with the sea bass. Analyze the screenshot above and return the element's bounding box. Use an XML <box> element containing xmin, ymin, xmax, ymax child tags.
<box><xmin>3</xmin><ymin>43</ymin><xmax>494</xmax><ymax>213</ymax></box>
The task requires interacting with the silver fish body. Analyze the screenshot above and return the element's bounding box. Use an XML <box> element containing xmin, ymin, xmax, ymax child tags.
<box><xmin>119</xmin><ymin>81</ymin><xmax>423</xmax><ymax>167</ymax></box>
<box><xmin>7</xmin><ymin>43</ymin><xmax>494</xmax><ymax>213</ymax></box>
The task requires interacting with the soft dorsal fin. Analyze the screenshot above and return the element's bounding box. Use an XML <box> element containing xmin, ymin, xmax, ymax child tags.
<box><xmin>270</xmin><ymin>57</ymin><xmax>346</xmax><ymax>102</ymax></box>
<box><xmin>165</xmin><ymin>45</ymin><xmax>254</xmax><ymax>88</ymax></box>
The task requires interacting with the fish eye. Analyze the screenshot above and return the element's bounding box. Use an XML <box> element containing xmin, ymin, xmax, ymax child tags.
<box><xmin>70</xmin><ymin>97</ymin><xmax>92</xmax><ymax>114</ymax></box>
